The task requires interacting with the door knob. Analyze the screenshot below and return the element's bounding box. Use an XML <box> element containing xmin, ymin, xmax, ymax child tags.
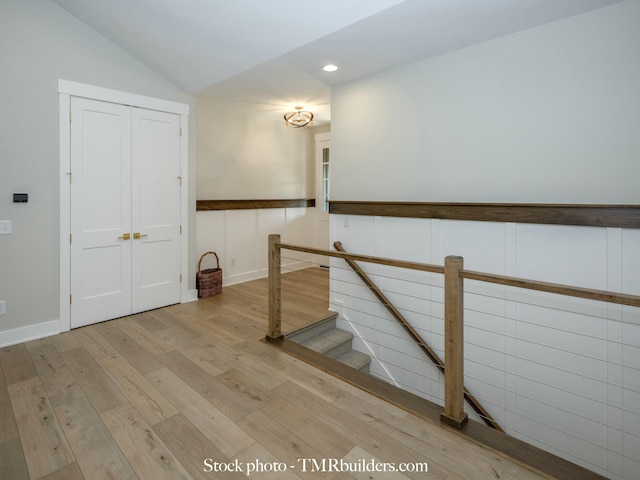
<box><xmin>118</xmin><ymin>233</ymin><xmax>131</xmax><ymax>240</ymax></box>
<box><xmin>133</xmin><ymin>232</ymin><xmax>148</xmax><ymax>239</ymax></box>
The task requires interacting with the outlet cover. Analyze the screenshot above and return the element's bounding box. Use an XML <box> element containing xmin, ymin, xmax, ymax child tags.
<box><xmin>0</xmin><ymin>301</ymin><xmax>6</xmax><ymax>315</ymax></box>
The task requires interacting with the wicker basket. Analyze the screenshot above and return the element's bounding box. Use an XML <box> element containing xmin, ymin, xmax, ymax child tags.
<box><xmin>196</xmin><ymin>251</ymin><xmax>222</xmax><ymax>298</ymax></box>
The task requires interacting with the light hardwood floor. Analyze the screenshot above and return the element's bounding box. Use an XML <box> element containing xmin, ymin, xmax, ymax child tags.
<box><xmin>1</xmin><ymin>267</ymin><xmax>551</xmax><ymax>479</ymax></box>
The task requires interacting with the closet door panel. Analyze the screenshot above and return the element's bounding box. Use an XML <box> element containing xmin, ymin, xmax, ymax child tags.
<box><xmin>131</xmin><ymin>108</ymin><xmax>181</xmax><ymax>312</ymax></box>
<box><xmin>70</xmin><ymin>98</ymin><xmax>132</xmax><ymax>328</ymax></box>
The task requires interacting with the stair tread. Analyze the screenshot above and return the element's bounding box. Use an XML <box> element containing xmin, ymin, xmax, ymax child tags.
<box><xmin>288</xmin><ymin>322</ymin><xmax>371</xmax><ymax>374</ymax></box>
<box><xmin>286</xmin><ymin>313</ymin><xmax>338</xmax><ymax>344</ymax></box>
<box><xmin>302</xmin><ymin>328</ymin><xmax>353</xmax><ymax>354</ymax></box>
<box><xmin>337</xmin><ymin>350</ymin><xmax>371</xmax><ymax>370</ymax></box>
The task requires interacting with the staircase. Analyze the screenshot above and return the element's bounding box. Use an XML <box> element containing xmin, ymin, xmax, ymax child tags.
<box><xmin>286</xmin><ymin>314</ymin><xmax>371</xmax><ymax>373</ymax></box>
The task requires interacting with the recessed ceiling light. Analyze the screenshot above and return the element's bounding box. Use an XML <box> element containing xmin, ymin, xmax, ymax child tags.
<box><xmin>322</xmin><ymin>64</ymin><xmax>338</xmax><ymax>72</ymax></box>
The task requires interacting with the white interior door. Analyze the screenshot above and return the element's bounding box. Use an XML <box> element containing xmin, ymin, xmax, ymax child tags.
<box><xmin>70</xmin><ymin>98</ymin><xmax>132</xmax><ymax>328</ymax></box>
<box><xmin>131</xmin><ymin>108</ymin><xmax>181</xmax><ymax>311</ymax></box>
<box><xmin>70</xmin><ymin>99</ymin><xmax>181</xmax><ymax>328</ymax></box>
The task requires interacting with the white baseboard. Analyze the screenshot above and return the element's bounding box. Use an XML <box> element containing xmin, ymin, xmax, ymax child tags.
<box><xmin>0</xmin><ymin>320</ymin><xmax>60</xmax><ymax>348</ymax></box>
<box><xmin>183</xmin><ymin>289</ymin><xmax>199</xmax><ymax>303</ymax></box>
<box><xmin>222</xmin><ymin>269</ymin><xmax>267</xmax><ymax>287</ymax></box>
<box><xmin>1</xmin><ymin>265</ymin><xmax>313</xmax><ymax>347</ymax></box>
<box><xmin>1</xmin><ymin>291</ymin><xmax>200</xmax><ymax>347</ymax></box>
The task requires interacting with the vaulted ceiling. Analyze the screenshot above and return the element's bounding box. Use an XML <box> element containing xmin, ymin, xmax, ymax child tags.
<box><xmin>51</xmin><ymin>0</ymin><xmax>621</xmax><ymax>124</ymax></box>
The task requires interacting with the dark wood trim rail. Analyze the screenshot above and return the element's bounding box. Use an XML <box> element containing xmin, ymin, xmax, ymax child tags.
<box><xmin>329</xmin><ymin>201</ymin><xmax>640</xmax><ymax>228</ymax></box>
<box><xmin>197</xmin><ymin>198</ymin><xmax>315</xmax><ymax>211</ymax></box>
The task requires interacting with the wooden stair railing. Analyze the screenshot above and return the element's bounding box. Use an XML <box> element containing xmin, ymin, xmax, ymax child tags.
<box><xmin>266</xmin><ymin>234</ymin><xmax>640</xmax><ymax>435</ymax></box>
<box><xmin>334</xmin><ymin>241</ymin><xmax>502</xmax><ymax>432</ymax></box>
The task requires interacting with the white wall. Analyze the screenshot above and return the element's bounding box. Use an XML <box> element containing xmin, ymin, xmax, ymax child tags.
<box><xmin>197</xmin><ymin>98</ymin><xmax>315</xmax><ymax>200</ymax></box>
<box><xmin>331</xmin><ymin>1</ymin><xmax>640</xmax><ymax>203</ymax></box>
<box><xmin>330</xmin><ymin>215</ymin><xmax>639</xmax><ymax>479</ymax></box>
<box><xmin>0</xmin><ymin>0</ymin><xmax>196</xmax><ymax>344</ymax></box>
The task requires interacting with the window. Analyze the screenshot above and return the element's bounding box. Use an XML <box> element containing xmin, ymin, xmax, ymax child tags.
<box><xmin>321</xmin><ymin>147</ymin><xmax>330</xmax><ymax>212</ymax></box>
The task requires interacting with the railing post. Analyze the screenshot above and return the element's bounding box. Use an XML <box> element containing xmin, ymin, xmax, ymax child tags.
<box><xmin>266</xmin><ymin>234</ymin><xmax>283</xmax><ymax>342</ymax></box>
<box><xmin>441</xmin><ymin>255</ymin><xmax>468</xmax><ymax>429</ymax></box>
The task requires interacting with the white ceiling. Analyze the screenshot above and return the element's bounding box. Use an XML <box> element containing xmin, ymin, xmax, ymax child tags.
<box><xmin>52</xmin><ymin>0</ymin><xmax>621</xmax><ymax>125</ymax></box>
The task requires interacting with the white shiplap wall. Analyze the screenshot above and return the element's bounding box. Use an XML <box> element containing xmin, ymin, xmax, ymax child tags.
<box><xmin>329</xmin><ymin>214</ymin><xmax>639</xmax><ymax>480</ymax></box>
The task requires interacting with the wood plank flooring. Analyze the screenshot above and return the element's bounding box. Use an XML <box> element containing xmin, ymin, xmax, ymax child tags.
<box><xmin>1</xmin><ymin>267</ymin><xmax>556</xmax><ymax>479</ymax></box>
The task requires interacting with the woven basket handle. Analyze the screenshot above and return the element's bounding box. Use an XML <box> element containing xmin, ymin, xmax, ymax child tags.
<box><xmin>197</xmin><ymin>251</ymin><xmax>220</xmax><ymax>273</ymax></box>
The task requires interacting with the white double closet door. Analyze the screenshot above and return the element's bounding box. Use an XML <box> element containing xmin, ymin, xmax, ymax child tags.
<box><xmin>70</xmin><ymin>97</ymin><xmax>182</xmax><ymax>328</ymax></box>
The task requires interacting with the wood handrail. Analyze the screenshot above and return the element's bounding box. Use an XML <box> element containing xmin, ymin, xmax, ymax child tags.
<box><xmin>276</xmin><ymin>241</ymin><xmax>640</xmax><ymax>308</ymax></box>
<box><xmin>334</xmin><ymin>242</ymin><xmax>501</xmax><ymax>432</ymax></box>
<box><xmin>268</xmin><ymin>235</ymin><xmax>640</xmax><ymax>433</ymax></box>
<box><xmin>462</xmin><ymin>270</ymin><xmax>640</xmax><ymax>307</ymax></box>
<box><xmin>332</xmin><ymin>243</ymin><xmax>445</xmax><ymax>370</ymax></box>
<box><xmin>278</xmin><ymin>242</ymin><xmax>444</xmax><ymax>275</ymax></box>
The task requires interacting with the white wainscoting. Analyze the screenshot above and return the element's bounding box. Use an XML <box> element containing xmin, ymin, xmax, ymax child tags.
<box><xmin>196</xmin><ymin>207</ymin><xmax>316</xmax><ymax>287</ymax></box>
<box><xmin>329</xmin><ymin>214</ymin><xmax>640</xmax><ymax>480</ymax></box>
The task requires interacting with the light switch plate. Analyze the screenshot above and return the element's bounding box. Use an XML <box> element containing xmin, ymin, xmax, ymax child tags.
<box><xmin>0</xmin><ymin>220</ymin><xmax>12</xmax><ymax>235</ymax></box>
<box><xmin>0</xmin><ymin>301</ymin><xmax>6</xmax><ymax>315</ymax></box>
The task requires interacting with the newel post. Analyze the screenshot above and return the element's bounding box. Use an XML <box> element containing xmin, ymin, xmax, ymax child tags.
<box><xmin>441</xmin><ymin>255</ymin><xmax>468</xmax><ymax>429</ymax></box>
<box><xmin>266</xmin><ymin>234</ymin><xmax>283</xmax><ymax>342</ymax></box>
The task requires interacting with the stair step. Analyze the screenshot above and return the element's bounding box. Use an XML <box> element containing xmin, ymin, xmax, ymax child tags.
<box><xmin>303</xmin><ymin>328</ymin><xmax>353</xmax><ymax>358</ymax></box>
<box><xmin>286</xmin><ymin>314</ymin><xmax>337</xmax><ymax>345</ymax></box>
<box><xmin>337</xmin><ymin>350</ymin><xmax>371</xmax><ymax>372</ymax></box>
<box><xmin>286</xmin><ymin>315</ymin><xmax>372</xmax><ymax>374</ymax></box>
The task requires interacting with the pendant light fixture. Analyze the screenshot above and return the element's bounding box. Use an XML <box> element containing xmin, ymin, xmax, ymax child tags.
<box><xmin>284</xmin><ymin>106</ymin><xmax>314</xmax><ymax>128</ymax></box>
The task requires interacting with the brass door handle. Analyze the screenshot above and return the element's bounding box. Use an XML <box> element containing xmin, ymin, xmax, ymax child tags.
<box><xmin>118</xmin><ymin>233</ymin><xmax>131</xmax><ymax>240</ymax></box>
<box><xmin>133</xmin><ymin>232</ymin><xmax>148</xmax><ymax>239</ymax></box>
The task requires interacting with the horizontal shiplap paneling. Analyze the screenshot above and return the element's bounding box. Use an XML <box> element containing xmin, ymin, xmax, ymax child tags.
<box><xmin>329</xmin><ymin>213</ymin><xmax>640</xmax><ymax>480</ymax></box>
